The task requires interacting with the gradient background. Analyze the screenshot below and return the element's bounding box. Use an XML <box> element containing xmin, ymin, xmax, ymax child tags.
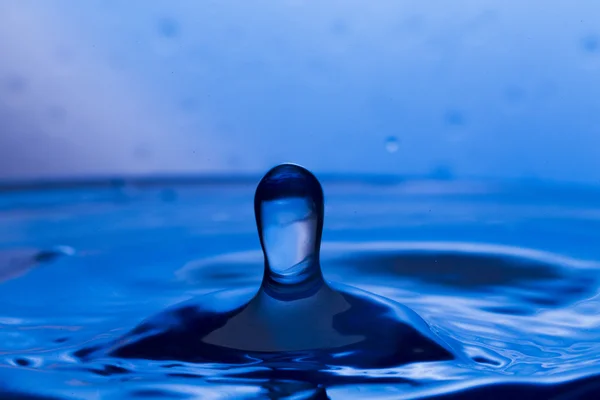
<box><xmin>1</xmin><ymin>1</ymin><xmax>599</xmax><ymax>182</ymax></box>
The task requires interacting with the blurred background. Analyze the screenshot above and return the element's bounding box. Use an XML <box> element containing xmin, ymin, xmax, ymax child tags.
<box><xmin>1</xmin><ymin>0</ymin><xmax>599</xmax><ymax>183</ymax></box>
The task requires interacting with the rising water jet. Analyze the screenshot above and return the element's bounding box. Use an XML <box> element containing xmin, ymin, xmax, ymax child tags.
<box><xmin>76</xmin><ymin>164</ymin><xmax>458</xmax><ymax>368</ymax></box>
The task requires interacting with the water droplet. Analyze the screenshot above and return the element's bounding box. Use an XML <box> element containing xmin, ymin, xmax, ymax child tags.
<box><xmin>254</xmin><ymin>164</ymin><xmax>325</xmax><ymax>299</ymax></box>
<box><xmin>385</xmin><ymin>137</ymin><xmax>399</xmax><ymax>153</ymax></box>
<box><xmin>86</xmin><ymin>163</ymin><xmax>459</xmax><ymax>368</ymax></box>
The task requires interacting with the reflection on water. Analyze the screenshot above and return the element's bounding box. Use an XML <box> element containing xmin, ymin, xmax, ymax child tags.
<box><xmin>2</xmin><ymin>178</ymin><xmax>600</xmax><ymax>398</ymax></box>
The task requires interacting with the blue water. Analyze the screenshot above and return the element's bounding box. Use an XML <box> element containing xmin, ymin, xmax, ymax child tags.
<box><xmin>2</xmin><ymin>176</ymin><xmax>600</xmax><ymax>398</ymax></box>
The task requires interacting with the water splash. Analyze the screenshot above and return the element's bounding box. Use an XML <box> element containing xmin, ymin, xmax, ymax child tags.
<box><xmin>76</xmin><ymin>163</ymin><xmax>457</xmax><ymax>368</ymax></box>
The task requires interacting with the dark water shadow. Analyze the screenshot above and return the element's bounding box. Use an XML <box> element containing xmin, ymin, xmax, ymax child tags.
<box><xmin>334</xmin><ymin>251</ymin><xmax>595</xmax><ymax>310</ymax></box>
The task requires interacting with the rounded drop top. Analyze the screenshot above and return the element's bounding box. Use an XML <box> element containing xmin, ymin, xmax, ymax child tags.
<box><xmin>254</xmin><ymin>163</ymin><xmax>324</xmax><ymax>223</ymax></box>
<box><xmin>254</xmin><ymin>164</ymin><xmax>325</xmax><ymax>299</ymax></box>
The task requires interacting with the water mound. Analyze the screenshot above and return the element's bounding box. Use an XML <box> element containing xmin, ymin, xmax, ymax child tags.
<box><xmin>80</xmin><ymin>282</ymin><xmax>455</xmax><ymax>368</ymax></box>
<box><xmin>76</xmin><ymin>164</ymin><xmax>457</xmax><ymax>368</ymax></box>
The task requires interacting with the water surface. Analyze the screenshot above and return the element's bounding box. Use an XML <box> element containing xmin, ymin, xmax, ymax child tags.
<box><xmin>1</xmin><ymin>178</ymin><xmax>600</xmax><ymax>399</ymax></box>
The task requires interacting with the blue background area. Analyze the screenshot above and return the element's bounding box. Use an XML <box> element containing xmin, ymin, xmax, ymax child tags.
<box><xmin>1</xmin><ymin>1</ymin><xmax>599</xmax><ymax>182</ymax></box>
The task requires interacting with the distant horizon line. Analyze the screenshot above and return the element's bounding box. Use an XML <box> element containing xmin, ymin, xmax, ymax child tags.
<box><xmin>0</xmin><ymin>171</ymin><xmax>595</xmax><ymax>193</ymax></box>
<box><xmin>0</xmin><ymin>171</ymin><xmax>438</xmax><ymax>192</ymax></box>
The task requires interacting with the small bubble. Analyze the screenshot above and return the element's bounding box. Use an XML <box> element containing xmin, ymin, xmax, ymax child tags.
<box><xmin>385</xmin><ymin>137</ymin><xmax>399</xmax><ymax>153</ymax></box>
<box><xmin>157</xmin><ymin>18</ymin><xmax>180</xmax><ymax>38</ymax></box>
